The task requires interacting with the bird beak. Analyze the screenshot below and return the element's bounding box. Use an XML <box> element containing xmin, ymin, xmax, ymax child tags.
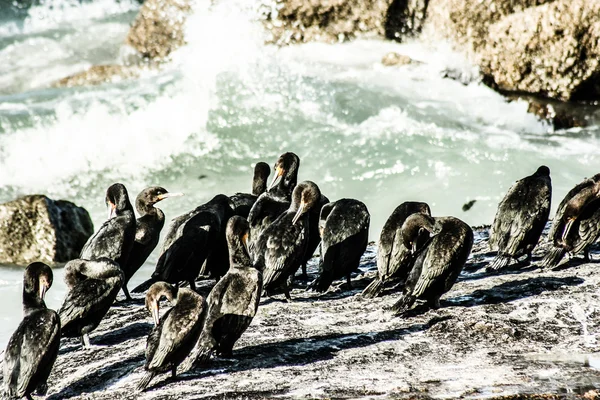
<box><xmin>107</xmin><ymin>201</ymin><xmax>117</xmax><ymax>220</ymax></box>
<box><xmin>157</xmin><ymin>192</ymin><xmax>184</xmax><ymax>201</ymax></box>
<box><xmin>562</xmin><ymin>218</ymin><xmax>575</xmax><ymax>242</ymax></box>
<box><xmin>292</xmin><ymin>201</ymin><xmax>306</xmax><ymax>225</ymax></box>
<box><xmin>151</xmin><ymin>301</ymin><xmax>160</xmax><ymax>326</ymax></box>
<box><xmin>39</xmin><ymin>282</ymin><xmax>48</xmax><ymax>300</ymax></box>
<box><xmin>242</xmin><ymin>233</ymin><xmax>249</xmax><ymax>256</ymax></box>
<box><xmin>319</xmin><ymin>226</ymin><xmax>324</xmax><ymax>238</ymax></box>
<box><xmin>411</xmin><ymin>242</ymin><xmax>418</xmax><ymax>255</ymax></box>
<box><xmin>268</xmin><ymin>166</ymin><xmax>283</xmax><ymax>190</ymax></box>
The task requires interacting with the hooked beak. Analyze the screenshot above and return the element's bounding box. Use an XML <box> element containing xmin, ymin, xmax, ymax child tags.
<box><xmin>157</xmin><ymin>192</ymin><xmax>184</xmax><ymax>201</ymax></box>
<box><xmin>292</xmin><ymin>201</ymin><xmax>305</xmax><ymax>225</ymax></box>
<box><xmin>242</xmin><ymin>233</ymin><xmax>250</xmax><ymax>256</ymax></box>
<box><xmin>410</xmin><ymin>241</ymin><xmax>418</xmax><ymax>255</ymax></box>
<box><xmin>268</xmin><ymin>166</ymin><xmax>283</xmax><ymax>190</ymax></box>
<box><xmin>151</xmin><ymin>301</ymin><xmax>160</xmax><ymax>326</ymax></box>
<box><xmin>107</xmin><ymin>201</ymin><xmax>117</xmax><ymax>220</ymax></box>
<box><xmin>319</xmin><ymin>226</ymin><xmax>324</xmax><ymax>238</ymax></box>
<box><xmin>39</xmin><ymin>282</ymin><xmax>48</xmax><ymax>300</ymax></box>
<box><xmin>562</xmin><ymin>218</ymin><xmax>575</xmax><ymax>242</ymax></box>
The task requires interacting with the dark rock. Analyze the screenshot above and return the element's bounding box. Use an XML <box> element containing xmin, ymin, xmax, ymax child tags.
<box><xmin>0</xmin><ymin>195</ymin><xmax>93</xmax><ymax>266</ymax></box>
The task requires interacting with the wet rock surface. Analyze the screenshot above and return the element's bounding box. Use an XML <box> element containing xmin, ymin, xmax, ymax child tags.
<box><xmin>0</xmin><ymin>195</ymin><xmax>93</xmax><ymax>266</ymax></box>
<box><xmin>54</xmin><ymin>65</ymin><xmax>144</xmax><ymax>88</ymax></box>
<box><xmin>8</xmin><ymin>225</ymin><xmax>600</xmax><ymax>398</ymax></box>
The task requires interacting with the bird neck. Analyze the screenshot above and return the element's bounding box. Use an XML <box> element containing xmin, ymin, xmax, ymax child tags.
<box><xmin>229</xmin><ymin>239</ymin><xmax>252</xmax><ymax>267</ymax></box>
<box><xmin>23</xmin><ymin>289</ymin><xmax>45</xmax><ymax>314</ymax></box>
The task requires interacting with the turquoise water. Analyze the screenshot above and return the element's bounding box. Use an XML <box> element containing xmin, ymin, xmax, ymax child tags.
<box><xmin>0</xmin><ymin>0</ymin><xmax>599</xmax><ymax>347</ymax></box>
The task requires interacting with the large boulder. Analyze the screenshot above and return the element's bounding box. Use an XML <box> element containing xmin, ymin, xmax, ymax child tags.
<box><xmin>0</xmin><ymin>195</ymin><xmax>94</xmax><ymax>266</ymax></box>
<box><xmin>479</xmin><ymin>0</ymin><xmax>600</xmax><ymax>101</ymax></box>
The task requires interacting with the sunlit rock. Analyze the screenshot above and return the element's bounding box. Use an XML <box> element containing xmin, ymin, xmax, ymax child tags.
<box><xmin>0</xmin><ymin>195</ymin><xmax>93</xmax><ymax>266</ymax></box>
<box><xmin>381</xmin><ymin>52</ymin><xmax>414</xmax><ymax>66</ymax></box>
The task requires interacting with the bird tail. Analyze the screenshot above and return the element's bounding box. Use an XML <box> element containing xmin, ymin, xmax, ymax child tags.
<box><xmin>361</xmin><ymin>278</ymin><xmax>384</xmax><ymax>298</ymax></box>
<box><xmin>136</xmin><ymin>372</ymin><xmax>155</xmax><ymax>391</ymax></box>
<box><xmin>487</xmin><ymin>254</ymin><xmax>512</xmax><ymax>272</ymax></box>
<box><xmin>391</xmin><ymin>294</ymin><xmax>416</xmax><ymax>315</ymax></box>
<box><xmin>540</xmin><ymin>248</ymin><xmax>566</xmax><ymax>269</ymax></box>
<box><xmin>132</xmin><ymin>278</ymin><xmax>156</xmax><ymax>294</ymax></box>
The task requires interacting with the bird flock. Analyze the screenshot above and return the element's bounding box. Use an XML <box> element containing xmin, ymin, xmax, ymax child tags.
<box><xmin>4</xmin><ymin>153</ymin><xmax>600</xmax><ymax>398</ymax></box>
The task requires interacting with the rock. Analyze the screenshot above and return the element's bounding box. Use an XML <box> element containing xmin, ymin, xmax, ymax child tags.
<box><xmin>12</xmin><ymin>226</ymin><xmax>600</xmax><ymax>398</ymax></box>
<box><xmin>480</xmin><ymin>0</ymin><xmax>600</xmax><ymax>101</ymax></box>
<box><xmin>125</xmin><ymin>0</ymin><xmax>192</xmax><ymax>61</ymax></box>
<box><xmin>53</xmin><ymin>65</ymin><xmax>143</xmax><ymax>88</ymax></box>
<box><xmin>262</xmin><ymin>0</ymin><xmax>393</xmax><ymax>45</ymax></box>
<box><xmin>0</xmin><ymin>195</ymin><xmax>93</xmax><ymax>266</ymax></box>
<box><xmin>381</xmin><ymin>52</ymin><xmax>414</xmax><ymax>66</ymax></box>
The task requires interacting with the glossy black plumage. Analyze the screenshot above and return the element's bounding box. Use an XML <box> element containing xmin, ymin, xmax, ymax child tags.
<box><xmin>254</xmin><ymin>181</ymin><xmax>321</xmax><ymax>300</ymax></box>
<box><xmin>392</xmin><ymin>214</ymin><xmax>473</xmax><ymax>314</ymax></box>
<box><xmin>300</xmin><ymin>193</ymin><xmax>330</xmax><ymax>279</ymax></box>
<box><xmin>488</xmin><ymin>166</ymin><xmax>552</xmax><ymax>271</ymax></box>
<box><xmin>80</xmin><ymin>183</ymin><xmax>136</xmax><ymax>270</ymax></box>
<box><xmin>122</xmin><ymin>187</ymin><xmax>182</xmax><ymax>300</ymax></box>
<box><xmin>182</xmin><ymin>216</ymin><xmax>262</xmax><ymax>371</ymax></box>
<box><xmin>248</xmin><ymin>153</ymin><xmax>299</xmax><ymax>256</ymax></box>
<box><xmin>134</xmin><ymin>194</ymin><xmax>233</xmax><ymax>292</ymax></box>
<box><xmin>362</xmin><ymin>201</ymin><xmax>431</xmax><ymax>298</ymax></box>
<box><xmin>58</xmin><ymin>258</ymin><xmax>124</xmax><ymax>347</ymax></box>
<box><xmin>309</xmin><ymin>199</ymin><xmax>369</xmax><ymax>292</ymax></box>
<box><xmin>137</xmin><ymin>282</ymin><xmax>206</xmax><ymax>391</ymax></box>
<box><xmin>541</xmin><ymin>176</ymin><xmax>600</xmax><ymax>268</ymax></box>
<box><xmin>4</xmin><ymin>263</ymin><xmax>60</xmax><ymax>400</ymax></box>
<box><xmin>229</xmin><ymin>162</ymin><xmax>271</xmax><ymax>219</ymax></box>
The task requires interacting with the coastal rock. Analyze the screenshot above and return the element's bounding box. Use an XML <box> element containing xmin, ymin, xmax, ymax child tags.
<box><xmin>262</xmin><ymin>0</ymin><xmax>393</xmax><ymax>45</ymax></box>
<box><xmin>480</xmin><ymin>0</ymin><xmax>600</xmax><ymax>101</ymax></box>
<box><xmin>381</xmin><ymin>52</ymin><xmax>414</xmax><ymax>66</ymax></box>
<box><xmin>13</xmin><ymin>227</ymin><xmax>600</xmax><ymax>398</ymax></box>
<box><xmin>125</xmin><ymin>0</ymin><xmax>192</xmax><ymax>61</ymax></box>
<box><xmin>511</xmin><ymin>95</ymin><xmax>600</xmax><ymax>130</ymax></box>
<box><xmin>54</xmin><ymin>65</ymin><xmax>143</xmax><ymax>88</ymax></box>
<box><xmin>0</xmin><ymin>195</ymin><xmax>93</xmax><ymax>266</ymax></box>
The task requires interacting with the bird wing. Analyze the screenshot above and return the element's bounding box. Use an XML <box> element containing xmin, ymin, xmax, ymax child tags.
<box><xmin>549</xmin><ymin>176</ymin><xmax>598</xmax><ymax>239</ymax></box>
<box><xmin>262</xmin><ymin>222</ymin><xmax>306</xmax><ymax>287</ymax></box>
<box><xmin>573</xmin><ymin>200</ymin><xmax>600</xmax><ymax>253</ymax></box>
<box><xmin>80</xmin><ymin>214</ymin><xmax>132</xmax><ymax>261</ymax></box>
<box><xmin>58</xmin><ymin>277</ymin><xmax>120</xmax><ymax>328</ymax></box>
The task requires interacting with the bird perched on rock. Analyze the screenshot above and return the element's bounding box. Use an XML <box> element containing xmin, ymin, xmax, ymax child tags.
<box><xmin>299</xmin><ymin>192</ymin><xmax>330</xmax><ymax>280</ymax></box>
<box><xmin>122</xmin><ymin>187</ymin><xmax>182</xmax><ymax>300</ymax></box>
<box><xmin>248</xmin><ymin>152</ymin><xmax>300</xmax><ymax>256</ymax></box>
<box><xmin>362</xmin><ymin>201</ymin><xmax>431</xmax><ymax>298</ymax></box>
<box><xmin>309</xmin><ymin>199</ymin><xmax>369</xmax><ymax>292</ymax></box>
<box><xmin>182</xmin><ymin>216</ymin><xmax>262</xmax><ymax>371</ymax></box>
<box><xmin>254</xmin><ymin>181</ymin><xmax>321</xmax><ymax>301</ymax></box>
<box><xmin>229</xmin><ymin>162</ymin><xmax>271</xmax><ymax>219</ymax></box>
<box><xmin>488</xmin><ymin>166</ymin><xmax>551</xmax><ymax>271</ymax></box>
<box><xmin>80</xmin><ymin>183</ymin><xmax>136</xmax><ymax>271</ymax></box>
<box><xmin>59</xmin><ymin>258</ymin><xmax>124</xmax><ymax>347</ymax></box>
<box><xmin>392</xmin><ymin>214</ymin><xmax>473</xmax><ymax>314</ymax></box>
<box><xmin>542</xmin><ymin>175</ymin><xmax>600</xmax><ymax>268</ymax></box>
<box><xmin>137</xmin><ymin>282</ymin><xmax>206</xmax><ymax>391</ymax></box>
<box><xmin>4</xmin><ymin>263</ymin><xmax>60</xmax><ymax>400</ymax></box>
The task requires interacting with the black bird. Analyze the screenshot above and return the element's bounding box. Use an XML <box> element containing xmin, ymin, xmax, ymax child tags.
<box><xmin>80</xmin><ymin>183</ymin><xmax>136</xmax><ymax>270</ymax></box>
<box><xmin>488</xmin><ymin>166</ymin><xmax>552</xmax><ymax>271</ymax></box>
<box><xmin>4</xmin><ymin>263</ymin><xmax>60</xmax><ymax>400</ymax></box>
<box><xmin>229</xmin><ymin>162</ymin><xmax>271</xmax><ymax>219</ymax></box>
<box><xmin>133</xmin><ymin>194</ymin><xmax>233</xmax><ymax>292</ymax></box>
<box><xmin>137</xmin><ymin>282</ymin><xmax>206</xmax><ymax>391</ymax></box>
<box><xmin>58</xmin><ymin>258</ymin><xmax>124</xmax><ymax>347</ymax></box>
<box><xmin>362</xmin><ymin>201</ymin><xmax>431</xmax><ymax>298</ymax></box>
<box><xmin>182</xmin><ymin>216</ymin><xmax>262</xmax><ymax>371</ymax></box>
<box><xmin>248</xmin><ymin>152</ymin><xmax>300</xmax><ymax>256</ymax></box>
<box><xmin>299</xmin><ymin>192</ymin><xmax>330</xmax><ymax>280</ymax></box>
<box><xmin>392</xmin><ymin>214</ymin><xmax>473</xmax><ymax>314</ymax></box>
<box><xmin>121</xmin><ymin>187</ymin><xmax>183</xmax><ymax>300</ymax></box>
<box><xmin>309</xmin><ymin>199</ymin><xmax>369</xmax><ymax>292</ymax></box>
<box><xmin>255</xmin><ymin>181</ymin><xmax>321</xmax><ymax>301</ymax></box>
<box><xmin>541</xmin><ymin>177</ymin><xmax>600</xmax><ymax>268</ymax></box>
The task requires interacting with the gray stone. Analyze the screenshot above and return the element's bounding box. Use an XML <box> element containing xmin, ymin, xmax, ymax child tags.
<box><xmin>381</xmin><ymin>52</ymin><xmax>414</xmax><ymax>66</ymax></box>
<box><xmin>0</xmin><ymin>195</ymin><xmax>93</xmax><ymax>266</ymax></box>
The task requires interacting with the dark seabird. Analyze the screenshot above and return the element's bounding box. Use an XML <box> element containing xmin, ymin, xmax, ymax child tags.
<box><xmin>229</xmin><ymin>162</ymin><xmax>271</xmax><ymax>219</ymax></box>
<box><xmin>254</xmin><ymin>181</ymin><xmax>321</xmax><ymax>300</ymax></box>
<box><xmin>80</xmin><ymin>183</ymin><xmax>136</xmax><ymax>269</ymax></box>
<box><xmin>392</xmin><ymin>214</ymin><xmax>473</xmax><ymax>314</ymax></box>
<box><xmin>181</xmin><ymin>216</ymin><xmax>262</xmax><ymax>371</ymax></box>
<box><xmin>59</xmin><ymin>258</ymin><xmax>124</xmax><ymax>347</ymax></box>
<box><xmin>541</xmin><ymin>177</ymin><xmax>600</xmax><ymax>268</ymax></box>
<box><xmin>121</xmin><ymin>187</ymin><xmax>183</xmax><ymax>300</ymax></box>
<box><xmin>309</xmin><ymin>199</ymin><xmax>369</xmax><ymax>292</ymax></box>
<box><xmin>362</xmin><ymin>201</ymin><xmax>431</xmax><ymax>298</ymax></box>
<box><xmin>137</xmin><ymin>282</ymin><xmax>206</xmax><ymax>391</ymax></box>
<box><xmin>299</xmin><ymin>192</ymin><xmax>330</xmax><ymax>280</ymax></box>
<box><xmin>488</xmin><ymin>166</ymin><xmax>552</xmax><ymax>271</ymax></box>
<box><xmin>133</xmin><ymin>194</ymin><xmax>233</xmax><ymax>293</ymax></box>
<box><xmin>248</xmin><ymin>152</ymin><xmax>300</xmax><ymax>256</ymax></box>
<box><xmin>4</xmin><ymin>263</ymin><xmax>60</xmax><ymax>400</ymax></box>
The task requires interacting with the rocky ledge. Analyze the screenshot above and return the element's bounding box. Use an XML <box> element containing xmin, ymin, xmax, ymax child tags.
<box><xmin>8</xmin><ymin>226</ymin><xmax>600</xmax><ymax>399</ymax></box>
<box><xmin>0</xmin><ymin>195</ymin><xmax>93</xmax><ymax>266</ymax></box>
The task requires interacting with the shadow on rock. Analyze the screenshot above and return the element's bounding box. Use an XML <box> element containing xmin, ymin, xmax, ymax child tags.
<box><xmin>444</xmin><ymin>276</ymin><xmax>584</xmax><ymax>308</ymax></box>
<box><xmin>93</xmin><ymin>322</ymin><xmax>152</xmax><ymax>346</ymax></box>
